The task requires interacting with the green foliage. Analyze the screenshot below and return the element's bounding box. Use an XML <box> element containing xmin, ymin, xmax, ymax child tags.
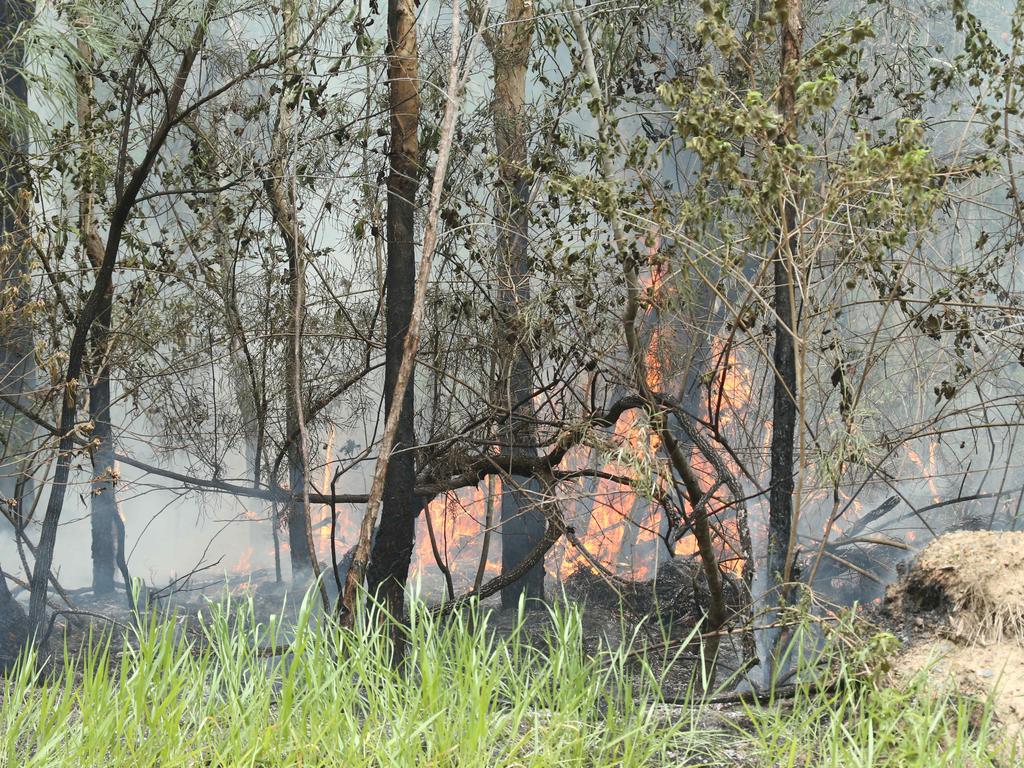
<box><xmin>0</xmin><ymin>595</ymin><xmax>1009</xmax><ymax>767</ymax></box>
<box><xmin>0</xmin><ymin>596</ymin><xmax>703</xmax><ymax>767</ymax></box>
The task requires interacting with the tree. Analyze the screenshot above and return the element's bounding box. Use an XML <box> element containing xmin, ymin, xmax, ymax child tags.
<box><xmin>766</xmin><ymin>0</ymin><xmax>802</xmax><ymax>605</ymax></box>
<box><xmin>28</xmin><ymin>2</ymin><xmax>212</xmax><ymax>632</ymax></box>
<box><xmin>471</xmin><ymin>0</ymin><xmax>546</xmax><ymax>609</ymax></box>
<box><xmin>71</xmin><ymin>7</ymin><xmax>123</xmax><ymax>598</ymax></box>
<box><xmin>264</xmin><ymin>0</ymin><xmax>326</xmax><ymax>596</ymax></box>
<box><xmin>0</xmin><ymin>0</ymin><xmax>35</xmax><ymax>548</ymax></box>
<box><xmin>346</xmin><ymin>0</ymin><xmax>475</xmax><ymax>626</ymax></box>
<box><xmin>363</xmin><ymin>0</ymin><xmax>422</xmax><ymax>619</ymax></box>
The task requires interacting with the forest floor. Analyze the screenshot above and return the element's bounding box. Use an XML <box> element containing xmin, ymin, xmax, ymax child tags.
<box><xmin>0</xmin><ymin>535</ymin><xmax>1020</xmax><ymax>766</ymax></box>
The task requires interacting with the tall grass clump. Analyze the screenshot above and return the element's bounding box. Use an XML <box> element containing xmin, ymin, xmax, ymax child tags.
<box><xmin>0</xmin><ymin>593</ymin><xmax>707</xmax><ymax>767</ymax></box>
<box><xmin>0</xmin><ymin>594</ymin><xmax>1013</xmax><ymax>767</ymax></box>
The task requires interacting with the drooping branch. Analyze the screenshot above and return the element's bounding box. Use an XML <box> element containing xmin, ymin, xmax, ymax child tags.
<box><xmin>436</xmin><ymin>471</ymin><xmax>565</xmax><ymax>616</ymax></box>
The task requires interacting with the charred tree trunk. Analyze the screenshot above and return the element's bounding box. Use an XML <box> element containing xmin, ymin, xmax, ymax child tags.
<box><xmin>481</xmin><ymin>1</ymin><xmax>544</xmax><ymax>609</ymax></box>
<box><xmin>88</xmin><ymin>364</ymin><xmax>118</xmax><ymax>595</ymax></box>
<box><xmin>766</xmin><ymin>0</ymin><xmax>802</xmax><ymax>602</ymax></box>
<box><xmin>284</xmin><ymin>262</ymin><xmax>315</xmax><ymax>580</ymax></box>
<box><xmin>0</xmin><ymin>566</ymin><xmax>27</xmax><ymax>671</ymax></box>
<box><xmin>365</xmin><ymin>0</ymin><xmax>421</xmax><ymax>619</ymax></box>
<box><xmin>0</xmin><ymin>0</ymin><xmax>35</xmax><ymax>534</ymax></box>
<box><xmin>279</xmin><ymin>16</ymin><xmax>314</xmax><ymax>584</ymax></box>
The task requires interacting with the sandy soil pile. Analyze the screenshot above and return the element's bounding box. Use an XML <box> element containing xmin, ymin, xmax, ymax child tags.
<box><xmin>886</xmin><ymin>530</ymin><xmax>1024</xmax><ymax>745</ymax></box>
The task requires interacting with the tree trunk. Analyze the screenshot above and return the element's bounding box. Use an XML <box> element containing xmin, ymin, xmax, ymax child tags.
<box><xmin>75</xmin><ymin>22</ymin><xmax>119</xmax><ymax>597</ymax></box>
<box><xmin>766</xmin><ymin>0</ymin><xmax>802</xmax><ymax>602</ymax></box>
<box><xmin>485</xmin><ymin>0</ymin><xmax>545</xmax><ymax>610</ymax></box>
<box><xmin>0</xmin><ymin>0</ymin><xmax>35</xmax><ymax>535</ymax></box>
<box><xmin>0</xmin><ymin>566</ymin><xmax>28</xmax><ymax>672</ymax></box>
<box><xmin>262</xmin><ymin>0</ymin><xmax>326</xmax><ymax>600</ymax></box>
<box><xmin>284</xmin><ymin>265</ymin><xmax>314</xmax><ymax>581</ymax></box>
<box><xmin>88</xmin><ymin>370</ymin><xmax>118</xmax><ymax>595</ymax></box>
<box><xmin>279</xmin><ymin>7</ymin><xmax>312</xmax><ymax>583</ymax></box>
<box><xmin>366</xmin><ymin>0</ymin><xmax>421</xmax><ymax>620</ymax></box>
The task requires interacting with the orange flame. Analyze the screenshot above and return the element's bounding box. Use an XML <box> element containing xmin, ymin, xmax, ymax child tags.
<box><xmin>233</xmin><ymin>545</ymin><xmax>254</xmax><ymax>575</ymax></box>
<box><xmin>317</xmin><ymin>426</ymin><xmax>338</xmax><ymax>557</ymax></box>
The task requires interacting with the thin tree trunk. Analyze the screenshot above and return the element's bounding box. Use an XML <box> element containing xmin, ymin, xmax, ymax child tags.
<box><xmin>362</xmin><ymin>0</ymin><xmax>423</xmax><ymax>621</ymax></box>
<box><xmin>766</xmin><ymin>0</ymin><xmax>802</xmax><ymax>603</ymax></box>
<box><xmin>479</xmin><ymin>0</ymin><xmax>545</xmax><ymax>610</ymax></box>
<box><xmin>473</xmin><ymin>474</ymin><xmax>497</xmax><ymax>594</ymax></box>
<box><xmin>73</xmin><ymin>21</ymin><xmax>120</xmax><ymax>598</ymax></box>
<box><xmin>0</xmin><ymin>564</ymin><xmax>28</xmax><ymax>671</ymax></box>
<box><xmin>264</xmin><ymin>0</ymin><xmax>327</xmax><ymax>605</ymax></box>
<box><xmin>284</xmin><ymin>262</ymin><xmax>317</xmax><ymax>584</ymax></box>
<box><xmin>88</xmin><ymin>373</ymin><xmax>119</xmax><ymax>595</ymax></box>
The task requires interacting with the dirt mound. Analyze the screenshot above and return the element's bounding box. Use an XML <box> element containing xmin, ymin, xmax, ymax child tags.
<box><xmin>888</xmin><ymin>530</ymin><xmax>1024</xmax><ymax>645</ymax></box>
<box><xmin>886</xmin><ymin>531</ymin><xmax>1024</xmax><ymax>749</ymax></box>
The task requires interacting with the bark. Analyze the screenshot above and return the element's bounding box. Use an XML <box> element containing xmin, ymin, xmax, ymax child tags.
<box><xmin>472</xmin><ymin>474</ymin><xmax>497</xmax><ymax>594</ymax></box>
<box><xmin>0</xmin><ymin>566</ymin><xmax>28</xmax><ymax>672</ymax></box>
<box><xmin>766</xmin><ymin>0</ymin><xmax>802</xmax><ymax>602</ymax></box>
<box><xmin>482</xmin><ymin>0</ymin><xmax>545</xmax><ymax>610</ymax></box>
<box><xmin>28</xmin><ymin>15</ymin><xmax>209</xmax><ymax>633</ymax></box>
<box><xmin>88</xmin><ymin>369</ymin><xmax>118</xmax><ymax>595</ymax></box>
<box><xmin>0</xmin><ymin>0</ymin><xmax>35</xmax><ymax>534</ymax></box>
<box><xmin>362</xmin><ymin>0</ymin><xmax>422</xmax><ymax>621</ymax></box>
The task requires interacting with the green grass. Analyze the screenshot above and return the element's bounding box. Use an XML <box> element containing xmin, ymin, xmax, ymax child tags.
<box><xmin>0</xmin><ymin>594</ymin><xmax>1011</xmax><ymax>767</ymax></box>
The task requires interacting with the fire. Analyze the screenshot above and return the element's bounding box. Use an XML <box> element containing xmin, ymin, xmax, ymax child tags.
<box><xmin>225</xmin><ymin>246</ymin><xmax>754</xmax><ymax>594</ymax></box>
<box><xmin>233</xmin><ymin>545</ymin><xmax>254</xmax><ymax>575</ymax></box>
<box><xmin>710</xmin><ymin>337</ymin><xmax>753</xmax><ymax>429</ymax></box>
<box><xmin>555</xmin><ymin>259</ymin><xmax>671</xmax><ymax>580</ymax></box>
<box><xmin>410</xmin><ymin>481</ymin><xmax>502</xmax><ymax>590</ymax></box>
<box><xmin>317</xmin><ymin>426</ymin><xmax>338</xmax><ymax>557</ymax></box>
<box><xmin>563</xmin><ymin>410</ymin><xmax>666</xmax><ymax>581</ymax></box>
<box><xmin>546</xmin><ymin>274</ymin><xmax>754</xmax><ymax>581</ymax></box>
<box><xmin>549</xmin><ymin>262</ymin><xmax>753</xmax><ymax>583</ymax></box>
<box><xmin>905</xmin><ymin>444</ymin><xmax>942</xmax><ymax>503</ymax></box>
